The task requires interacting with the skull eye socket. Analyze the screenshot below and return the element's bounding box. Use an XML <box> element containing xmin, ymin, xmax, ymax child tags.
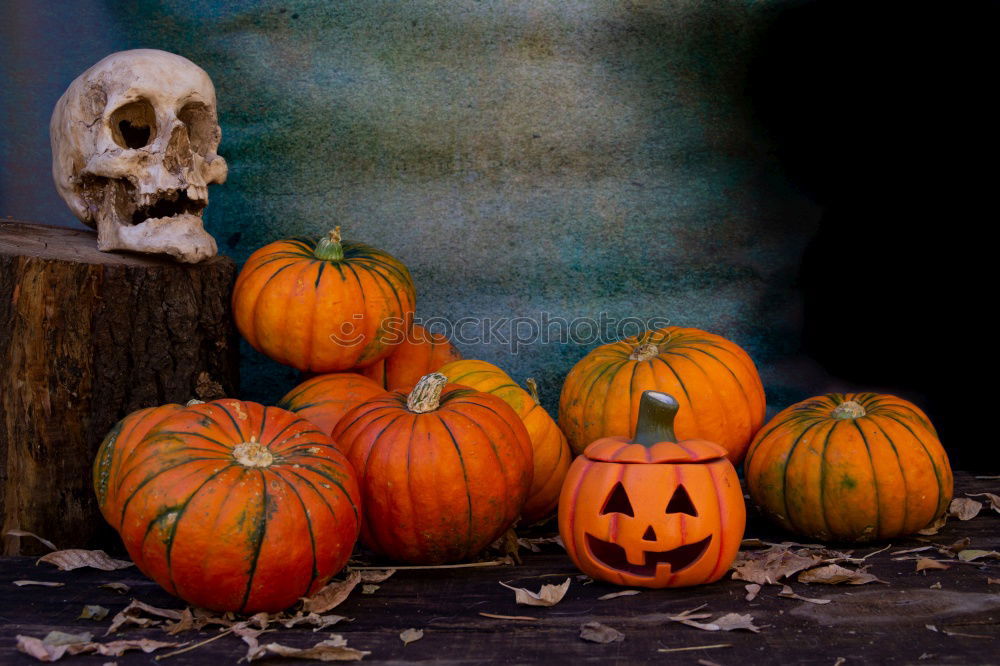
<box><xmin>665</xmin><ymin>484</ymin><xmax>698</xmax><ymax>517</ymax></box>
<box><xmin>110</xmin><ymin>99</ymin><xmax>156</xmax><ymax>149</ymax></box>
<box><xmin>179</xmin><ymin>102</ymin><xmax>217</xmax><ymax>154</ymax></box>
<box><xmin>601</xmin><ymin>482</ymin><xmax>634</xmax><ymax>517</ymax></box>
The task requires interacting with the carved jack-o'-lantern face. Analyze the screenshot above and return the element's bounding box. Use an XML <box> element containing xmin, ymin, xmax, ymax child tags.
<box><xmin>558</xmin><ymin>391</ymin><xmax>746</xmax><ymax>588</ymax></box>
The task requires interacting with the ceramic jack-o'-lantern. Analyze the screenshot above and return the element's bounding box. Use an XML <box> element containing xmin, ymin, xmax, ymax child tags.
<box><xmin>558</xmin><ymin>391</ymin><xmax>745</xmax><ymax>588</ymax></box>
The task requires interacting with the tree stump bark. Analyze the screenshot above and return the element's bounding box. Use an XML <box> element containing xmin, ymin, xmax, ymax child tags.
<box><xmin>0</xmin><ymin>221</ymin><xmax>239</xmax><ymax>555</ymax></box>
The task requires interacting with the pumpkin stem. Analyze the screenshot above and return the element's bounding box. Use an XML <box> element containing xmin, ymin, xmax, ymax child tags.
<box><xmin>525</xmin><ymin>378</ymin><xmax>541</xmax><ymax>405</ymax></box>
<box><xmin>232</xmin><ymin>438</ymin><xmax>274</xmax><ymax>467</ymax></box>
<box><xmin>831</xmin><ymin>400</ymin><xmax>867</xmax><ymax>419</ymax></box>
<box><xmin>632</xmin><ymin>390</ymin><xmax>679</xmax><ymax>447</ymax></box>
<box><xmin>629</xmin><ymin>343</ymin><xmax>660</xmax><ymax>362</ymax></box>
<box><xmin>313</xmin><ymin>226</ymin><xmax>345</xmax><ymax>261</ymax></box>
<box><xmin>407</xmin><ymin>372</ymin><xmax>448</xmax><ymax>413</ymax></box>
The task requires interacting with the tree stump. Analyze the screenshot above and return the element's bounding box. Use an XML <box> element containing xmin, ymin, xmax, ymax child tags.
<box><xmin>0</xmin><ymin>221</ymin><xmax>239</xmax><ymax>555</ymax></box>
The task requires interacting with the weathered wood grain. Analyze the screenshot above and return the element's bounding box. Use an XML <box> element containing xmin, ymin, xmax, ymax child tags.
<box><xmin>0</xmin><ymin>473</ymin><xmax>996</xmax><ymax>664</ymax></box>
<box><xmin>0</xmin><ymin>221</ymin><xmax>238</xmax><ymax>555</ymax></box>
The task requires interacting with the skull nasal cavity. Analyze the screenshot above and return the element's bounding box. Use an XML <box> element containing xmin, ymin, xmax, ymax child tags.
<box><xmin>111</xmin><ymin>100</ymin><xmax>156</xmax><ymax>149</ymax></box>
<box><xmin>601</xmin><ymin>482</ymin><xmax>634</xmax><ymax>517</ymax></box>
<box><xmin>666</xmin><ymin>484</ymin><xmax>698</xmax><ymax>516</ymax></box>
<box><xmin>642</xmin><ymin>526</ymin><xmax>657</xmax><ymax>541</ymax></box>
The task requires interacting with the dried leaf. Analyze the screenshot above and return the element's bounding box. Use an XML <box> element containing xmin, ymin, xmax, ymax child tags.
<box><xmin>91</xmin><ymin>639</ymin><xmax>180</xmax><ymax>657</ymax></box>
<box><xmin>895</xmin><ymin>546</ymin><xmax>934</xmax><ymax>555</ymax></box>
<box><xmin>99</xmin><ymin>583</ymin><xmax>129</xmax><ymax>594</ymax></box>
<box><xmin>797</xmin><ymin>564</ymin><xmax>886</xmax><ymax>585</ymax></box>
<box><xmin>6</xmin><ymin>529</ymin><xmax>57</xmax><ymax>551</ymax></box>
<box><xmin>37</xmin><ymin>549</ymin><xmax>132</xmax><ymax>572</ymax></box>
<box><xmin>399</xmin><ymin>628</ymin><xmax>423</xmax><ymax>646</ymax></box>
<box><xmin>958</xmin><ymin>549</ymin><xmax>1000</xmax><ymax>562</ymax></box>
<box><xmin>949</xmin><ymin>498</ymin><xmax>982</xmax><ymax>521</ymax></box>
<box><xmin>302</xmin><ymin>570</ymin><xmax>362</xmax><ymax>614</ymax></box>
<box><xmin>988</xmin><ymin>578</ymin><xmax>999</xmax><ymax>585</ymax></box>
<box><xmin>744</xmin><ymin>584</ymin><xmax>760</xmax><ymax>602</ymax></box>
<box><xmin>500</xmin><ymin>577</ymin><xmax>570</xmax><ymax>607</ymax></box>
<box><xmin>280</xmin><ymin>612</ymin><xmax>350</xmax><ymax>632</ymax></box>
<box><xmin>916</xmin><ymin>558</ymin><xmax>950</xmax><ymax>572</ymax></box>
<box><xmin>163</xmin><ymin>608</ymin><xmax>195</xmax><ymax>635</ymax></box>
<box><xmin>14</xmin><ymin>580</ymin><xmax>64</xmax><ymax>587</ymax></box>
<box><xmin>731</xmin><ymin>546</ymin><xmax>823</xmax><ymax>585</ymax></box>
<box><xmin>246</xmin><ymin>636</ymin><xmax>369</xmax><ymax>662</ymax></box>
<box><xmin>105</xmin><ymin>600</ymin><xmax>185</xmax><ymax>635</ymax></box>
<box><xmin>579</xmin><ymin>622</ymin><xmax>624</xmax><ymax>643</ymax></box>
<box><xmin>677</xmin><ymin>612</ymin><xmax>763</xmax><ymax>633</ymax></box>
<box><xmin>597</xmin><ymin>589</ymin><xmax>640</xmax><ymax>601</ymax></box>
<box><xmin>929</xmin><ymin>582</ymin><xmax>942</xmax><ymax>589</ymax></box>
<box><xmin>79</xmin><ymin>605</ymin><xmax>109</xmax><ymax>621</ymax></box>
<box><xmin>942</xmin><ymin>537</ymin><xmax>971</xmax><ymax>555</ymax></box>
<box><xmin>17</xmin><ymin>634</ymin><xmax>78</xmax><ymax>662</ymax></box>
<box><xmin>966</xmin><ymin>492</ymin><xmax>1000</xmax><ymax>514</ymax></box>
<box><xmin>357</xmin><ymin>568</ymin><xmax>396</xmax><ymax>583</ymax></box>
<box><xmin>361</xmin><ymin>584</ymin><xmax>379</xmax><ymax>595</ymax></box>
<box><xmin>778</xmin><ymin>585</ymin><xmax>831</xmax><ymax>605</ymax></box>
<box><xmin>917</xmin><ymin>515</ymin><xmax>947</xmax><ymax>535</ymax></box>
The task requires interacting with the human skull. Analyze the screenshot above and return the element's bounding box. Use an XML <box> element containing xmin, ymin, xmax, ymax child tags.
<box><xmin>50</xmin><ymin>49</ymin><xmax>228</xmax><ymax>263</ymax></box>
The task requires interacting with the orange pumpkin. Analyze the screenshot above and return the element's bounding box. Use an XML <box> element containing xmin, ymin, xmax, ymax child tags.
<box><xmin>438</xmin><ymin>359</ymin><xmax>570</xmax><ymax>524</ymax></box>
<box><xmin>103</xmin><ymin>399</ymin><xmax>361</xmax><ymax>613</ymax></box>
<box><xmin>744</xmin><ymin>392</ymin><xmax>953</xmax><ymax>542</ymax></box>
<box><xmin>559</xmin><ymin>326</ymin><xmax>766</xmax><ymax>464</ymax></box>
<box><xmin>559</xmin><ymin>391</ymin><xmax>745</xmax><ymax>588</ymax></box>
<box><xmin>232</xmin><ymin>227</ymin><xmax>416</xmax><ymax>372</ymax></box>
<box><xmin>333</xmin><ymin>373</ymin><xmax>533</xmax><ymax>564</ymax></box>
<box><xmin>361</xmin><ymin>323</ymin><xmax>462</xmax><ymax>390</ymax></box>
<box><xmin>277</xmin><ymin>372</ymin><xmax>386</xmax><ymax>435</ymax></box>
<box><xmin>93</xmin><ymin>403</ymin><xmax>185</xmax><ymax>529</ymax></box>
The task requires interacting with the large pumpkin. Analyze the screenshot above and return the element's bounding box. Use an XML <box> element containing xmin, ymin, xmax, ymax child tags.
<box><xmin>93</xmin><ymin>403</ymin><xmax>185</xmax><ymax>529</ymax></box>
<box><xmin>100</xmin><ymin>399</ymin><xmax>362</xmax><ymax>613</ymax></box>
<box><xmin>361</xmin><ymin>323</ymin><xmax>462</xmax><ymax>390</ymax></box>
<box><xmin>333</xmin><ymin>373</ymin><xmax>533</xmax><ymax>564</ymax></box>
<box><xmin>743</xmin><ymin>392</ymin><xmax>953</xmax><ymax>542</ymax></box>
<box><xmin>232</xmin><ymin>227</ymin><xmax>416</xmax><ymax>372</ymax></box>
<box><xmin>559</xmin><ymin>326</ymin><xmax>766</xmax><ymax>464</ymax></box>
<box><xmin>559</xmin><ymin>391</ymin><xmax>745</xmax><ymax>588</ymax></box>
<box><xmin>438</xmin><ymin>359</ymin><xmax>571</xmax><ymax>524</ymax></box>
<box><xmin>277</xmin><ymin>372</ymin><xmax>386</xmax><ymax>435</ymax></box>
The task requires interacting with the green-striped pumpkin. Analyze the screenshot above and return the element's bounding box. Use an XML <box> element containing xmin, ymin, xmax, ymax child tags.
<box><xmin>232</xmin><ymin>226</ymin><xmax>416</xmax><ymax>372</ymax></box>
<box><xmin>743</xmin><ymin>392</ymin><xmax>953</xmax><ymax>542</ymax></box>
<box><xmin>97</xmin><ymin>399</ymin><xmax>362</xmax><ymax>612</ymax></box>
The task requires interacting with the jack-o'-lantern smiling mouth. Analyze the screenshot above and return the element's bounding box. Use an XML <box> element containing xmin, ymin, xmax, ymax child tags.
<box><xmin>585</xmin><ymin>533</ymin><xmax>712</xmax><ymax>577</ymax></box>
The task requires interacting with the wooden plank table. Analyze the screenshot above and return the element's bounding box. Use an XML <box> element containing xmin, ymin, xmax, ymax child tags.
<box><xmin>1</xmin><ymin>472</ymin><xmax>997</xmax><ymax>664</ymax></box>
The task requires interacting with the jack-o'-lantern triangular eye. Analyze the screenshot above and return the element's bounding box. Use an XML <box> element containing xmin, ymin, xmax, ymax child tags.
<box><xmin>666</xmin><ymin>484</ymin><xmax>698</xmax><ymax>517</ymax></box>
<box><xmin>601</xmin><ymin>482</ymin><xmax>634</xmax><ymax>517</ymax></box>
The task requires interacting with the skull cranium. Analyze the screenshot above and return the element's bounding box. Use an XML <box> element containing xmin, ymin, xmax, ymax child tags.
<box><xmin>50</xmin><ymin>49</ymin><xmax>227</xmax><ymax>263</ymax></box>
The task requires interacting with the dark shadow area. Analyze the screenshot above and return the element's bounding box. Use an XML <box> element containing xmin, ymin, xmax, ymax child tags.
<box><xmin>749</xmin><ymin>0</ymin><xmax>997</xmax><ymax>470</ymax></box>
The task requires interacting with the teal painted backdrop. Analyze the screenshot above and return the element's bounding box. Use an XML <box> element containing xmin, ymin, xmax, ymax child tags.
<box><xmin>1</xmin><ymin>1</ymin><xmax>823</xmax><ymax>414</ymax></box>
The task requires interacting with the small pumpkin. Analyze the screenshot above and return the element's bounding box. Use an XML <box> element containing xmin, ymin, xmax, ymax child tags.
<box><xmin>743</xmin><ymin>392</ymin><xmax>953</xmax><ymax>542</ymax></box>
<box><xmin>361</xmin><ymin>323</ymin><xmax>462</xmax><ymax>390</ymax></box>
<box><xmin>333</xmin><ymin>373</ymin><xmax>533</xmax><ymax>564</ymax></box>
<box><xmin>559</xmin><ymin>326</ymin><xmax>766</xmax><ymax>464</ymax></box>
<box><xmin>232</xmin><ymin>227</ymin><xmax>416</xmax><ymax>372</ymax></box>
<box><xmin>438</xmin><ymin>359</ymin><xmax>571</xmax><ymax>524</ymax></box>
<box><xmin>277</xmin><ymin>372</ymin><xmax>386</xmax><ymax>435</ymax></box>
<box><xmin>559</xmin><ymin>391</ymin><xmax>745</xmax><ymax>588</ymax></box>
<box><xmin>100</xmin><ymin>399</ymin><xmax>362</xmax><ymax>613</ymax></box>
<box><xmin>93</xmin><ymin>403</ymin><xmax>185</xmax><ymax>529</ymax></box>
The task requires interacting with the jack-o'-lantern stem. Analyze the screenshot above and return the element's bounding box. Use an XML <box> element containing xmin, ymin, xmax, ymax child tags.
<box><xmin>633</xmin><ymin>390</ymin><xmax>679</xmax><ymax>447</ymax></box>
<box><xmin>525</xmin><ymin>378</ymin><xmax>541</xmax><ymax>405</ymax></box>
<box><xmin>314</xmin><ymin>226</ymin><xmax>345</xmax><ymax>261</ymax></box>
<box><xmin>407</xmin><ymin>372</ymin><xmax>448</xmax><ymax>413</ymax></box>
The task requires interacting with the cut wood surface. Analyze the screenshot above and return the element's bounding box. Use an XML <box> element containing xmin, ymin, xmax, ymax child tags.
<box><xmin>0</xmin><ymin>221</ymin><xmax>239</xmax><ymax>555</ymax></box>
<box><xmin>0</xmin><ymin>472</ymin><xmax>996</xmax><ymax>664</ymax></box>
